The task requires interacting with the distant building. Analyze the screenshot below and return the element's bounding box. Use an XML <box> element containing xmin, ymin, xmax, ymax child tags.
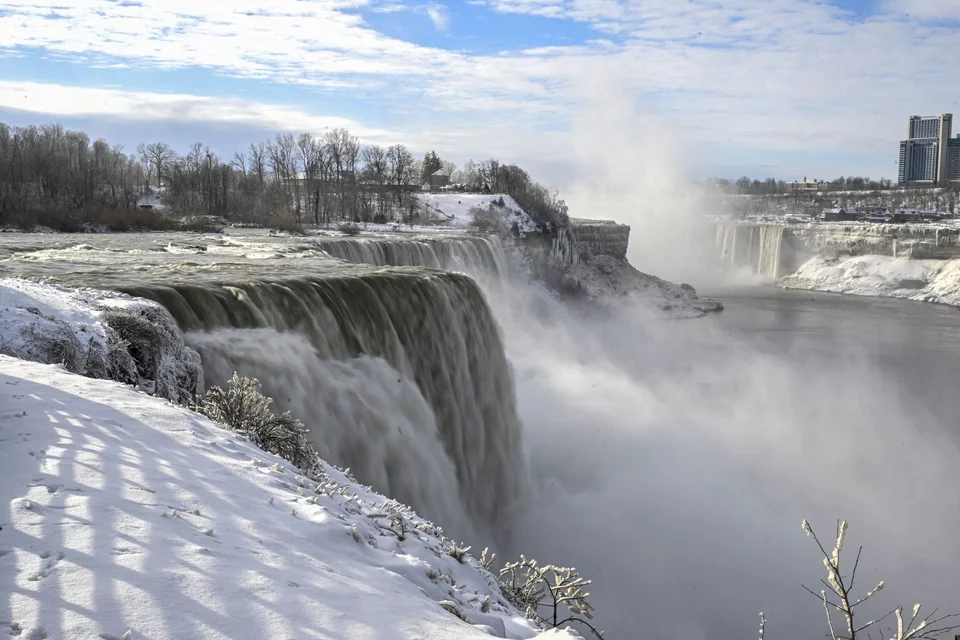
<box><xmin>820</xmin><ymin>206</ymin><xmax>853</xmax><ymax>221</ymax></box>
<box><xmin>785</xmin><ymin>177</ymin><xmax>825</xmax><ymax>191</ymax></box>
<box><xmin>948</xmin><ymin>135</ymin><xmax>960</xmax><ymax>182</ymax></box>
<box><xmin>136</xmin><ymin>193</ymin><xmax>166</xmax><ymax>212</ymax></box>
<box><xmin>899</xmin><ymin>113</ymin><xmax>955</xmax><ymax>186</ymax></box>
<box><xmin>428</xmin><ymin>169</ymin><xmax>450</xmax><ymax>191</ymax></box>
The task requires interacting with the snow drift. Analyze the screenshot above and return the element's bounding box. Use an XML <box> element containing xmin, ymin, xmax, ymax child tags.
<box><xmin>780</xmin><ymin>255</ymin><xmax>960</xmax><ymax>307</ymax></box>
<box><xmin>0</xmin><ymin>355</ymin><xmax>580</xmax><ymax>640</ymax></box>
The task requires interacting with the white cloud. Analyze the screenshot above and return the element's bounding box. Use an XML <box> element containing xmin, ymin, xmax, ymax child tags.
<box><xmin>882</xmin><ymin>0</ymin><xmax>960</xmax><ymax>19</ymax></box>
<box><xmin>1</xmin><ymin>0</ymin><xmax>960</xmax><ymax>180</ymax></box>
<box><xmin>0</xmin><ymin>81</ymin><xmax>401</xmax><ymax>143</ymax></box>
<box><xmin>425</xmin><ymin>3</ymin><xmax>451</xmax><ymax>30</ymax></box>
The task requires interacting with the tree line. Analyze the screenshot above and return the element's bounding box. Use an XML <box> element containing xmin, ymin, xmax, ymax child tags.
<box><xmin>711</xmin><ymin>175</ymin><xmax>901</xmax><ymax>195</ymax></box>
<box><xmin>0</xmin><ymin>121</ymin><xmax>568</xmax><ymax>231</ymax></box>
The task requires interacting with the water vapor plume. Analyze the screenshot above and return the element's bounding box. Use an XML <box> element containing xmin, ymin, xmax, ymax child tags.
<box><xmin>500</xmin><ymin>80</ymin><xmax>960</xmax><ymax>639</ymax></box>
<box><xmin>563</xmin><ymin>72</ymin><xmax>729</xmax><ymax>285</ymax></box>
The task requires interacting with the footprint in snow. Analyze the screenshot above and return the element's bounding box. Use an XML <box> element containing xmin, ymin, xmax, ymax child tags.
<box><xmin>27</xmin><ymin>551</ymin><xmax>65</xmax><ymax>581</ymax></box>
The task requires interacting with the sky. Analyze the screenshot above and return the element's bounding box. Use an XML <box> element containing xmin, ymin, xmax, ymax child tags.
<box><xmin>1</xmin><ymin>0</ymin><xmax>959</xmax><ymax>186</ymax></box>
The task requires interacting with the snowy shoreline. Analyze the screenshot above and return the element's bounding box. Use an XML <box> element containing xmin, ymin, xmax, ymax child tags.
<box><xmin>779</xmin><ymin>254</ymin><xmax>960</xmax><ymax>308</ymax></box>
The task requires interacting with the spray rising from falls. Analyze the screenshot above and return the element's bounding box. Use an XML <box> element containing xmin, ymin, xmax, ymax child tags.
<box><xmin>121</xmin><ymin>266</ymin><xmax>525</xmax><ymax>541</ymax></box>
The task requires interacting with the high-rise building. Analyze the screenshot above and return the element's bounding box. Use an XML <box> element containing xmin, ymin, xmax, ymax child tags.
<box><xmin>898</xmin><ymin>113</ymin><xmax>954</xmax><ymax>186</ymax></box>
<box><xmin>949</xmin><ymin>135</ymin><xmax>960</xmax><ymax>183</ymax></box>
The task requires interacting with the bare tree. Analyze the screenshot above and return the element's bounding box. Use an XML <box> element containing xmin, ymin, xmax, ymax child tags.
<box><xmin>387</xmin><ymin>144</ymin><xmax>415</xmax><ymax>220</ymax></box>
<box><xmin>324</xmin><ymin>128</ymin><xmax>360</xmax><ymax>221</ymax></box>
<box><xmin>136</xmin><ymin>142</ymin><xmax>174</xmax><ymax>191</ymax></box>
<box><xmin>361</xmin><ymin>144</ymin><xmax>389</xmax><ymax>220</ymax></box>
<box><xmin>789</xmin><ymin>520</ymin><xmax>960</xmax><ymax>640</ymax></box>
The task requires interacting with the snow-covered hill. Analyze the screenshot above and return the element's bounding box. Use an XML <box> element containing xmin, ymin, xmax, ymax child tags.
<box><xmin>417</xmin><ymin>194</ymin><xmax>537</xmax><ymax>233</ymax></box>
<box><xmin>0</xmin><ymin>355</ymin><xmax>579</xmax><ymax>639</ymax></box>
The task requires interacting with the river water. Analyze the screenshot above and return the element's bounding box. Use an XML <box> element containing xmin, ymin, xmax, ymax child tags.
<box><xmin>511</xmin><ymin>284</ymin><xmax>960</xmax><ymax>640</ymax></box>
<box><xmin>708</xmin><ymin>286</ymin><xmax>960</xmax><ymax>433</ymax></box>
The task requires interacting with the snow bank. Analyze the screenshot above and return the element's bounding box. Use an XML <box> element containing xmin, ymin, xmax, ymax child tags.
<box><xmin>0</xmin><ymin>356</ymin><xmax>577</xmax><ymax>640</ymax></box>
<box><xmin>780</xmin><ymin>255</ymin><xmax>960</xmax><ymax>307</ymax></box>
<box><xmin>417</xmin><ymin>194</ymin><xmax>537</xmax><ymax>234</ymax></box>
<box><xmin>0</xmin><ymin>279</ymin><xmax>201</xmax><ymax>403</ymax></box>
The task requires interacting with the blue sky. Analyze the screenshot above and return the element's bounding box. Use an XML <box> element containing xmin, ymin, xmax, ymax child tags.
<box><xmin>1</xmin><ymin>0</ymin><xmax>959</xmax><ymax>187</ymax></box>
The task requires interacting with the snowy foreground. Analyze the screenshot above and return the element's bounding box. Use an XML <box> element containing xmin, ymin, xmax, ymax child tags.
<box><xmin>780</xmin><ymin>255</ymin><xmax>960</xmax><ymax>307</ymax></box>
<box><xmin>0</xmin><ymin>356</ymin><xmax>576</xmax><ymax>639</ymax></box>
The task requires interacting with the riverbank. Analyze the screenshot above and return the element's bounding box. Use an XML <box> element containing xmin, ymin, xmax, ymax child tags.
<box><xmin>779</xmin><ymin>254</ymin><xmax>960</xmax><ymax>307</ymax></box>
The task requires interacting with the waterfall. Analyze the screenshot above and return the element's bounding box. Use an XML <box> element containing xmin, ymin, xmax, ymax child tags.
<box><xmin>715</xmin><ymin>224</ymin><xmax>784</xmax><ymax>279</ymax></box>
<box><xmin>757</xmin><ymin>226</ymin><xmax>783</xmax><ymax>279</ymax></box>
<box><xmin>120</xmin><ymin>268</ymin><xmax>525</xmax><ymax>542</ymax></box>
<box><xmin>309</xmin><ymin>235</ymin><xmax>508</xmax><ymax>283</ymax></box>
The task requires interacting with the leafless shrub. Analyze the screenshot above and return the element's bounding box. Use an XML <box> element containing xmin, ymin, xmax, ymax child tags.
<box><xmin>369</xmin><ymin>504</ymin><xmax>411</xmax><ymax>541</ymax></box>
<box><xmin>761</xmin><ymin>520</ymin><xmax>960</xmax><ymax>640</ymax></box>
<box><xmin>267</xmin><ymin>209</ymin><xmax>304</xmax><ymax>234</ymax></box>
<box><xmin>445</xmin><ymin>542</ymin><xmax>471</xmax><ymax>564</ymax></box>
<box><xmin>22</xmin><ymin>322</ymin><xmax>84</xmax><ymax>373</ymax></box>
<box><xmin>195</xmin><ymin>373</ymin><xmax>319</xmax><ymax>473</ymax></box>
<box><xmin>495</xmin><ymin>555</ymin><xmax>603</xmax><ymax>639</ymax></box>
<box><xmin>338</xmin><ymin>221</ymin><xmax>362</xmax><ymax>235</ymax></box>
<box><xmin>469</xmin><ymin>205</ymin><xmax>505</xmax><ymax>233</ymax></box>
<box><xmin>98</xmin><ymin>306</ymin><xmax>174</xmax><ymax>382</ymax></box>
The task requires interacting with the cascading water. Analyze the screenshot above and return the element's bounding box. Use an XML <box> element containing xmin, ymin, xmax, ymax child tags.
<box><xmin>309</xmin><ymin>235</ymin><xmax>509</xmax><ymax>284</ymax></box>
<box><xmin>715</xmin><ymin>223</ymin><xmax>784</xmax><ymax>279</ymax></box>
<box><xmin>120</xmin><ymin>267</ymin><xmax>525</xmax><ymax>543</ymax></box>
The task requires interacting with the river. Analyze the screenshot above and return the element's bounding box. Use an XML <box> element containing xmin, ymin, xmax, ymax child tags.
<box><xmin>708</xmin><ymin>286</ymin><xmax>960</xmax><ymax>436</ymax></box>
<box><xmin>512</xmin><ymin>284</ymin><xmax>960</xmax><ymax>640</ymax></box>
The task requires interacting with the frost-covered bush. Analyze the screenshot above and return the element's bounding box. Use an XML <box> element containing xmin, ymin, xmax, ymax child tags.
<box><xmin>338</xmin><ymin>221</ymin><xmax>362</xmax><ymax>235</ymax></box>
<box><xmin>760</xmin><ymin>520</ymin><xmax>960</xmax><ymax>640</ymax></box>
<box><xmin>470</xmin><ymin>205</ymin><xmax>507</xmax><ymax>234</ymax></box>
<box><xmin>98</xmin><ymin>304</ymin><xmax>202</xmax><ymax>403</ymax></box>
<box><xmin>22</xmin><ymin>321</ymin><xmax>85</xmax><ymax>373</ymax></box>
<box><xmin>197</xmin><ymin>373</ymin><xmax>320</xmax><ymax>473</ymax></box>
<box><xmin>481</xmin><ymin>550</ymin><xmax>604</xmax><ymax>639</ymax></box>
<box><xmin>98</xmin><ymin>306</ymin><xmax>174</xmax><ymax>380</ymax></box>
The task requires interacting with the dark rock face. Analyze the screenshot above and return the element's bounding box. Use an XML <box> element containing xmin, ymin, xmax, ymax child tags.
<box><xmin>569</xmin><ymin>220</ymin><xmax>631</xmax><ymax>261</ymax></box>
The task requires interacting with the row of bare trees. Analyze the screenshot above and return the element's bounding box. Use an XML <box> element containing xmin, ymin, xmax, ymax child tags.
<box><xmin>0</xmin><ymin>120</ymin><xmax>569</xmax><ymax>231</ymax></box>
<box><xmin>712</xmin><ymin>176</ymin><xmax>904</xmax><ymax>196</ymax></box>
<box><xmin>137</xmin><ymin>130</ymin><xmax>420</xmax><ymax>224</ymax></box>
<box><xmin>0</xmin><ymin>123</ymin><xmax>147</xmax><ymax>222</ymax></box>
<box><xmin>0</xmin><ymin>122</ymin><xmax>424</xmax><ymax>226</ymax></box>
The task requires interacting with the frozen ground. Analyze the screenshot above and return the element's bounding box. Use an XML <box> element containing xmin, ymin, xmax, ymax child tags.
<box><xmin>780</xmin><ymin>255</ymin><xmax>960</xmax><ymax>307</ymax></box>
<box><xmin>0</xmin><ymin>355</ymin><xmax>578</xmax><ymax>640</ymax></box>
<box><xmin>416</xmin><ymin>194</ymin><xmax>537</xmax><ymax>233</ymax></box>
<box><xmin>0</xmin><ymin>278</ymin><xmax>201</xmax><ymax>403</ymax></box>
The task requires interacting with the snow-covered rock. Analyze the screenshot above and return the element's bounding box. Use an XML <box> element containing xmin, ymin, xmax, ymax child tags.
<box><xmin>556</xmin><ymin>255</ymin><xmax>723</xmax><ymax>318</ymax></box>
<box><xmin>0</xmin><ymin>278</ymin><xmax>201</xmax><ymax>404</ymax></box>
<box><xmin>780</xmin><ymin>255</ymin><xmax>960</xmax><ymax>307</ymax></box>
<box><xmin>0</xmin><ymin>356</ymin><xmax>577</xmax><ymax>639</ymax></box>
